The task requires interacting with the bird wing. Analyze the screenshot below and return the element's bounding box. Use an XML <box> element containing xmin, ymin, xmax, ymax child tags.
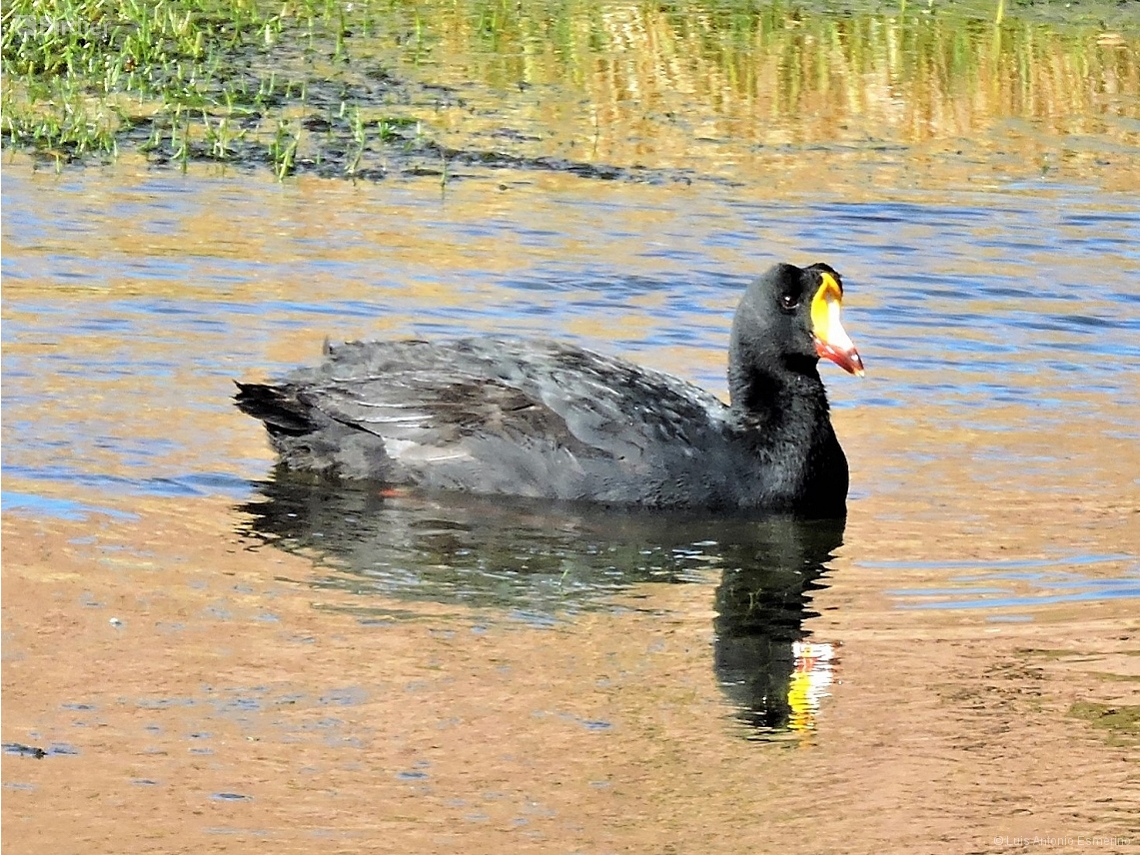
<box><xmin>275</xmin><ymin>338</ymin><xmax>729</xmax><ymax>498</ymax></box>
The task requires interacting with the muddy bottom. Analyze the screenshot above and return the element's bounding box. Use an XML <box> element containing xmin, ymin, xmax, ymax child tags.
<box><xmin>3</xmin><ymin>486</ymin><xmax>1137</xmax><ymax>854</ymax></box>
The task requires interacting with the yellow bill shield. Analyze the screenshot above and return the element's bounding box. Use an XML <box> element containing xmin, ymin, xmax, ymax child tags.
<box><xmin>810</xmin><ymin>273</ymin><xmax>864</xmax><ymax>376</ymax></box>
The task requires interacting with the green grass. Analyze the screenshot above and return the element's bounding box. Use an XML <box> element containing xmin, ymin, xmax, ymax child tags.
<box><xmin>1068</xmin><ymin>700</ymin><xmax>1140</xmax><ymax>739</ymax></box>
<box><xmin>4</xmin><ymin>1</ymin><xmax>266</xmax><ymax>160</ymax></box>
<box><xmin>0</xmin><ymin>0</ymin><xmax>418</xmax><ymax>175</ymax></box>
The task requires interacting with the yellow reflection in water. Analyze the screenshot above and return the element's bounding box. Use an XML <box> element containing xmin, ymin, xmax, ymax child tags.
<box><xmin>366</xmin><ymin>1</ymin><xmax>1139</xmax><ymax>188</ymax></box>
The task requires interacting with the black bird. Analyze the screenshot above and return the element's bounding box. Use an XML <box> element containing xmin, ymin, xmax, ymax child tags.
<box><xmin>235</xmin><ymin>262</ymin><xmax>863</xmax><ymax>517</ymax></box>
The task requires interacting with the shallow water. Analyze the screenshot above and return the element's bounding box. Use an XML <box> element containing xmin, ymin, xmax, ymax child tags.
<box><xmin>3</xmin><ymin>2</ymin><xmax>1140</xmax><ymax>852</ymax></box>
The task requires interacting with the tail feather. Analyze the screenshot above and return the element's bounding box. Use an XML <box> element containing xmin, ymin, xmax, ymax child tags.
<box><xmin>233</xmin><ymin>382</ymin><xmax>314</xmax><ymax>437</ymax></box>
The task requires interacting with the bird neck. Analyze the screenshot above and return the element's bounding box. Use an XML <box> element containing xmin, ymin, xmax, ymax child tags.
<box><xmin>727</xmin><ymin>359</ymin><xmax>830</xmax><ymax>436</ymax></box>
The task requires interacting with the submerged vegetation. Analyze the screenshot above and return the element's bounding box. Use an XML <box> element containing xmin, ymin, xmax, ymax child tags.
<box><xmin>1069</xmin><ymin>700</ymin><xmax>1140</xmax><ymax>746</ymax></box>
<box><xmin>2</xmin><ymin>0</ymin><xmax>1137</xmax><ymax>180</ymax></box>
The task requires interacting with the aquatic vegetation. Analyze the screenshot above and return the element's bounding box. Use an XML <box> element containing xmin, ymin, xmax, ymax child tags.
<box><xmin>1068</xmin><ymin>700</ymin><xmax>1140</xmax><ymax>745</ymax></box>
<box><xmin>2</xmin><ymin>0</ymin><xmax>1137</xmax><ymax>180</ymax></box>
<box><xmin>0</xmin><ymin>0</ymin><xmax>416</xmax><ymax>175</ymax></box>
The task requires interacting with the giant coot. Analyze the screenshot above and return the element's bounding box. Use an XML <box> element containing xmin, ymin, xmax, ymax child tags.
<box><xmin>236</xmin><ymin>262</ymin><xmax>863</xmax><ymax>517</ymax></box>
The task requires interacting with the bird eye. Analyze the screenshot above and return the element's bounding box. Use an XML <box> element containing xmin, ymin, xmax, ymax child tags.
<box><xmin>780</xmin><ymin>292</ymin><xmax>800</xmax><ymax>311</ymax></box>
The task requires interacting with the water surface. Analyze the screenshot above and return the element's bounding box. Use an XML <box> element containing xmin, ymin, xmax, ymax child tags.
<box><xmin>3</xmin><ymin>2</ymin><xmax>1139</xmax><ymax>852</ymax></box>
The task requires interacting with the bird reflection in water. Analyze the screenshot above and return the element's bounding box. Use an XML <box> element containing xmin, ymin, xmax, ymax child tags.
<box><xmin>237</xmin><ymin>474</ymin><xmax>844</xmax><ymax>739</ymax></box>
<box><xmin>712</xmin><ymin>519</ymin><xmax>842</xmax><ymax>737</ymax></box>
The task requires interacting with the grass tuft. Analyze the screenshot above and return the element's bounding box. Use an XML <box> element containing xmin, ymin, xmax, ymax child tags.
<box><xmin>1</xmin><ymin>0</ymin><xmax>413</xmax><ymax>176</ymax></box>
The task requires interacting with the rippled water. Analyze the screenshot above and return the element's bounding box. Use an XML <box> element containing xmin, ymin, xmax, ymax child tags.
<box><xmin>3</xmin><ymin>2</ymin><xmax>1140</xmax><ymax>851</ymax></box>
<box><xmin>5</xmin><ymin>174</ymin><xmax>1137</xmax><ymax>483</ymax></box>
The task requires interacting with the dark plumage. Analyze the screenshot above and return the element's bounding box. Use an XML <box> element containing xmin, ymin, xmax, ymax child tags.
<box><xmin>236</xmin><ymin>262</ymin><xmax>863</xmax><ymax>518</ymax></box>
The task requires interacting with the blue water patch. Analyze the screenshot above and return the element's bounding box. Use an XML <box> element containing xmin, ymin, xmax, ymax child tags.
<box><xmin>2</xmin><ymin>743</ymin><xmax>46</xmax><ymax>758</ymax></box>
<box><xmin>886</xmin><ymin>566</ymin><xmax>1140</xmax><ymax>613</ymax></box>
<box><xmin>2</xmin><ymin>469</ymin><xmax>253</xmax><ymax>501</ymax></box>
<box><xmin>863</xmin><ymin>553</ymin><xmax>1133</xmax><ymax>571</ymax></box>
<box><xmin>1</xmin><ymin>742</ymin><xmax>80</xmax><ymax>757</ymax></box>
<box><xmin>318</xmin><ymin>687</ymin><xmax>368</xmax><ymax>706</ymax></box>
<box><xmin>396</xmin><ymin>770</ymin><xmax>430</xmax><ymax>780</ymax></box>
<box><xmin>580</xmin><ymin>719</ymin><xmax>614</xmax><ymax>731</ymax></box>
<box><xmin>0</xmin><ymin>491</ymin><xmax>138</xmax><ymax>522</ymax></box>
